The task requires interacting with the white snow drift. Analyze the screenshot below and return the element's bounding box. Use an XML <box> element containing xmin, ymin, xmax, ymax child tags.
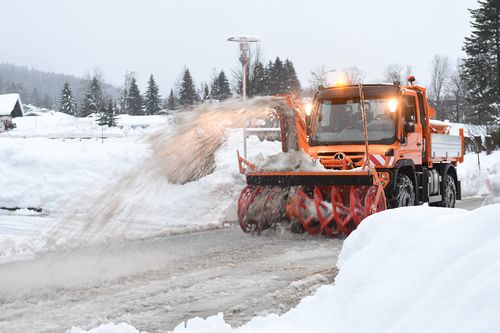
<box><xmin>72</xmin><ymin>204</ymin><xmax>500</xmax><ymax>333</ymax></box>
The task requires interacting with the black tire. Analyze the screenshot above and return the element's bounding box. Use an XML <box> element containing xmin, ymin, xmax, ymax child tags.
<box><xmin>389</xmin><ymin>173</ymin><xmax>415</xmax><ymax>208</ymax></box>
<box><xmin>430</xmin><ymin>174</ymin><xmax>456</xmax><ymax>208</ymax></box>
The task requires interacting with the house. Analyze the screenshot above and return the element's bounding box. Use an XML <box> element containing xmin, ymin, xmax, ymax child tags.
<box><xmin>0</xmin><ymin>93</ymin><xmax>24</xmax><ymax>132</ymax></box>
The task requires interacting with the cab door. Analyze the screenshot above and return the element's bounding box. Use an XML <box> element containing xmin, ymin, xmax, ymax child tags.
<box><xmin>399</xmin><ymin>93</ymin><xmax>423</xmax><ymax>164</ymax></box>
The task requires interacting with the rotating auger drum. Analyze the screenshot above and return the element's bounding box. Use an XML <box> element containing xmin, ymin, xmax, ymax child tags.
<box><xmin>236</xmin><ymin>171</ymin><xmax>387</xmax><ymax>238</ymax></box>
<box><xmin>237</xmin><ymin>185</ymin><xmax>289</xmax><ymax>233</ymax></box>
<box><xmin>286</xmin><ymin>182</ymin><xmax>386</xmax><ymax>237</ymax></box>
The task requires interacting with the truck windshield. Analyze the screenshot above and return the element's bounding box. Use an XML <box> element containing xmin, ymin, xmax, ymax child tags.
<box><xmin>310</xmin><ymin>97</ymin><xmax>397</xmax><ymax>145</ymax></box>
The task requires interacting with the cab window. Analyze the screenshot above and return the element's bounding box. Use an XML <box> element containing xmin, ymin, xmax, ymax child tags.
<box><xmin>402</xmin><ymin>95</ymin><xmax>417</xmax><ymax>125</ymax></box>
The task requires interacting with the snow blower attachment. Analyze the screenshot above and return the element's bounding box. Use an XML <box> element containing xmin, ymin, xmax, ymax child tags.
<box><xmin>237</xmin><ymin>80</ymin><xmax>465</xmax><ymax>237</ymax></box>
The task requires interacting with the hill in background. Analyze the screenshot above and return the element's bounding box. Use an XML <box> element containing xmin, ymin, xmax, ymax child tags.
<box><xmin>0</xmin><ymin>62</ymin><xmax>120</xmax><ymax>110</ymax></box>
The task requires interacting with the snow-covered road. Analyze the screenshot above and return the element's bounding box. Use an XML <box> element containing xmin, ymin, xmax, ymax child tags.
<box><xmin>0</xmin><ymin>199</ymin><xmax>482</xmax><ymax>333</ymax></box>
<box><xmin>0</xmin><ymin>226</ymin><xmax>341</xmax><ymax>333</ymax></box>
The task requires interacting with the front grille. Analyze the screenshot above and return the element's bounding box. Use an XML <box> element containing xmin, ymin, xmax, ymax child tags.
<box><xmin>317</xmin><ymin>152</ymin><xmax>366</xmax><ymax>169</ymax></box>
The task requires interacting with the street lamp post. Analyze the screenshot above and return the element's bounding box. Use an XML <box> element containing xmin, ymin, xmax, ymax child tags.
<box><xmin>227</xmin><ymin>36</ymin><xmax>260</xmax><ymax>100</ymax></box>
<box><xmin>228</xmin><ymin>36</ymin><xmax>260</xmax><ymax>159</ymax></box>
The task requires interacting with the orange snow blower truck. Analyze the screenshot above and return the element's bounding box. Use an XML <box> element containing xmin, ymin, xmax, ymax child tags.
<box><xmin>237</xmin><ymin>77</ymin><xmax>464</xmax><ymax>237</ymax></box>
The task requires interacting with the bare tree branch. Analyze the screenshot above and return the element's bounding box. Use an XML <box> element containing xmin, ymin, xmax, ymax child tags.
<box><xmin>342</xmin><ymin>66</ymin><xmax>365</xmax><ymax>84</ymax></box>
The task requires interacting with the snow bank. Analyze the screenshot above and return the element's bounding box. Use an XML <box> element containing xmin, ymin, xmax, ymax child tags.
<box><xmin>457</xmin><ymin>151</ymin><xmax>500</xmax><ymax>198</ymax></box>
<box><xmin>72</xmin><ymin>204</ymin><xmax>500</xmax><ymax>333</ymax></box>
<box><xmin>0</xmin><ymin>137</ymin><xmax>148</xmax><ymax>211</ymax></box>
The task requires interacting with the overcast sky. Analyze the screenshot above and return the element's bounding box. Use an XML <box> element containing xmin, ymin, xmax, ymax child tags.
<box><xmin>1</xmin><ymin>0</ymin><xmax>479</xmax><ymax>94</ymax></box>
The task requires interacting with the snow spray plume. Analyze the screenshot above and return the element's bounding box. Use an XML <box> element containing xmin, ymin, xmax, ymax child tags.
<box><xmin>48</xmin><ymin>96</ymin><xmax>287</xmax><ymax>244</ymax></box>
<box><xmin>150</xmin><ymin>96</ymin><xmax>286</xmax><ymax>184</ymax></box>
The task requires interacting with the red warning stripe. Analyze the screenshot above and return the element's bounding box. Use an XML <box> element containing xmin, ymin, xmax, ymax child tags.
<box><xmin>369</xmin><ymin>154</ymin><xmax>395</xmax><ymax>167</ymax></box>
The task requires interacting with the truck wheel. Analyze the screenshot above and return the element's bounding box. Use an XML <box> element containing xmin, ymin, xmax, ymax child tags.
<box><xmin>390</xmin><ymin>174</ymin><xmax>415</xmax><ymax>208</ymax></box>
<box><xmin>430</xmin><ymin>174</ymin><xmax>456</xmax><ymax>208</ymax></box>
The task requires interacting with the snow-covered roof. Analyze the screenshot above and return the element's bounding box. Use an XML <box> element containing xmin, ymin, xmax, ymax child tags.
<box><xmin>0</xmin><ymin>93</ymin><xmax>24</xmax><ymax>117</ymax></box>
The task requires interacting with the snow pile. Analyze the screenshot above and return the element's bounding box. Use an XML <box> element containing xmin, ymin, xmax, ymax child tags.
<box><xmin>72</xmin><ymin>204</ymin><xmax>500</xmax><ymax>333</ymax></box>
<box><xmin>457</xmin><ymin>151</ymin><xmax>500</xmax><ymax>199</ymax></box>
<box><xmin>253</xmin><ymin>150</ymin><xmax>326</xmax><ymax>172</ymax></box>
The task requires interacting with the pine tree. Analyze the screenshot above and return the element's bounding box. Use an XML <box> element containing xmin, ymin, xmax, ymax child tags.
<box><xmin>270</xmin><ymin>57</ymin><xmax>285</xmax><ymax>94</ymax></box>
<box><xmin>144</xmin><ymin>74</ymin><xmax>161</xmax><ymax>115</ymax></box>
<box><xmin>119</xmin><ymin>86</ymin><xmax>127</xmax><ymax>114</ymax></box>
<box><xmin>97</xmin><ymin>98</ymin><xmax>117</xmax><ymax>127</ymax></box>
<box><xmin>166</xmin><ymin>89</ymin><xmax>178</xmax><ymax>110</ymax></box>
<box><xmin>211</xmin><ymin>70</ymin><xmax>231</xmax><ymax>100</ymax></box>
<box><xmin>98</xmin><ymin>99</ymin><xmax>118</xmax><ymax>127</ymax></box>
<box><xmin>126</xmin><ymin>76</ymin><xmax>143</xmax><ymax>115</ymax></box>
<box><xmin>265</xmin><ymin>60</ymin><xmax>276</xmax><ymax>94</ymax></box>
<box><xmin>250</xmin><ymin>61</ymin><xmax>268</xmax><ymax>96</ymax></box>
<box><xmin>283</xmin><ymin>59</ymin><xmax>301</xmax><ymax>95</ymax></box>
<box><xmin>462</xmin><ymin>0</ymin><xmax>500</xmax><ymax>124</ymax></box>
<box><xmin>81</xmin><ymin>77</ymin><xmax>104</xmax><ymax>117</ymax></box>
<box><xmin>58</xmin><ymin>82</ymin><xmax>77</xmax><ymax>115</ymax></box>
<box><xmin>210</xmin><ymin>74</ymin><xmax>221</xmax><ymax>100</ymax></box>
<box><xmin>97</xmin><ymin>103</ymin><xmax>108</xmax><ymax>126</ymax></box>
<box><xmin>119</xmin><ymin>72</ymin><xmax>134</xmax><ymax>114</ymax></box>
<box><xmin>107</xmin><ymin>100</ymin><xmax>117</xmax><ymax>126</ymax></box>
<box><xmin>217</xmin><ymin>71</ymin><xmax>231</xmax><ymax>100</ymax></box>
<box><xmin>178</xmin><ymin>68</ymin><xmax>199</xmax><ymax>108</ymax></box>
<box><xmin>202</xmin><ymin>83</ymin><xmax>210</xmax><ymax>101</ymax></box>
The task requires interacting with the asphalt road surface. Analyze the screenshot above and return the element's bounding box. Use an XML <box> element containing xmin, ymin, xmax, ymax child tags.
<box><xmin>0</xmin><ymin>198</ymin><xmax>483</xmax><ymax>333</ymax></box>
